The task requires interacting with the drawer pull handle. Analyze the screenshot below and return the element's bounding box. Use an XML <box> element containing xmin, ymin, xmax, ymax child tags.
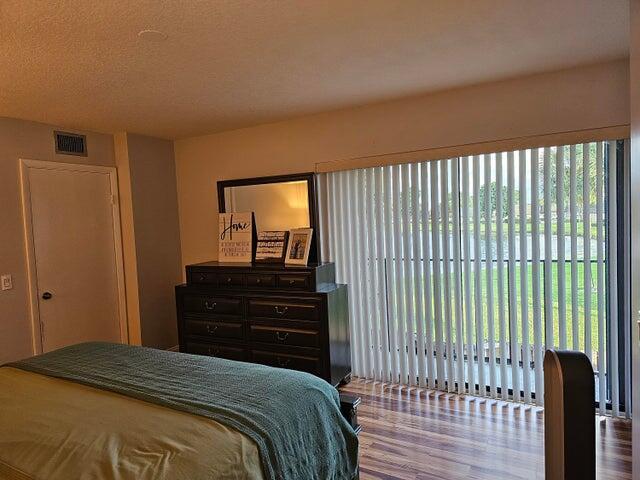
<box><xmin>277</xmin><ymin>357</ymin><xmax>291</xmax><ymax>368</ymax></box>
<box><xmin>208</xmin><ymin>347</ymin><xmax>220</xmax><ymax>356</ymax></box>
<box><xmin>275</xmin><ymin>331</ymin><xmax>290</xmax><ymax>342</ymax></box>
<box><xmin>256</xmin><ymin>278</ymin><xmax>261</xmax><ymax>284</ymax></box>
<box><xmin>204</xmin><ymin>301</ymin><xmax>217</xmax><ymax>311</ymax></box>
<box><xmin>274</xmin><ymin>305</ymin><xmax>289</xmax><ymax>316</ymax></box>
<box><xmin>199</xmin><ymin>273</ymin><xmax>207</xmax><ymax>281</ymax></box>
<box><xmin>206</xmin><ymin>324</ymin><xmax>219</xmax><ymax>334</ymax></box>
<box><xmin>288</xmin><ymin>279</ymin><xmax>296</xmax><ymax>285</ymax></box>
<box><xmin>226</xmin><ymin>277</ymin><xmax>233</xmax><ymax>283</ymax></box>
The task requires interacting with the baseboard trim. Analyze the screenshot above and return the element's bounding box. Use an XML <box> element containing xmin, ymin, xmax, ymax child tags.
<box><xmin>167</xmin><ymin>345</ymin><xmax>179</xmax><ymax>352</ymax></box>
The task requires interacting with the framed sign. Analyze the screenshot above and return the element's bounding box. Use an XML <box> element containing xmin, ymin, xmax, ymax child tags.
<box><xmin>218</xmin><ymin>212</ymin><xmax>255</xmax><ymax>262</ymax></box>
<box><xmin>285</xmin><ymin>228</ymin><xmax>313</xmax><ymax>266</ymax></box>
<box><xmin>255</xmin><ymin>231</ymin><xmax>289</xmax><ymax>263</ymax></box>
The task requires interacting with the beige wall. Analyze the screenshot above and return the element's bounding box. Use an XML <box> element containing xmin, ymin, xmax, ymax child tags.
<box><xmin>0</xmin><ymin>117</ymin><xmax>115</xmax><ymax>363</ymax></box>
<box><xmin>125</xmin><ymin>133</ymin><xmax>182</xmax><ymax>349</ymax></box>
<box><xmin>113</xmin><ymin>132</ymin><xmax>142</xmax><ymax>345</ymax></box>
<box><xmin>0</xmin><ymin>120</ymin><xmax>182</xmax><ymax>361</ymax></box>
<box><xmin>0</xmin><ymin>58</ymin><xmax>630</xmax><ymax>361</ymax></box>
<box><xmin>174</xmin><ymin>59</ymin><xmax>630</xmax><ymax>269</ymax></box>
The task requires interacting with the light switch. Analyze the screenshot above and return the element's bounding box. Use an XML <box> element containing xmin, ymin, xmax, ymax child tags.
<box><xmin>1</xmin><ymin>274</ymin><xmax>12</xmax><ymax>291</ymax></box>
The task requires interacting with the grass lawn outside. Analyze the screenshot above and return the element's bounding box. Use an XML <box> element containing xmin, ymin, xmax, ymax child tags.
<box><xmin>382</xmin><ymin>259</ymin><xmax>604</xmax><ymax>360</ymax></box>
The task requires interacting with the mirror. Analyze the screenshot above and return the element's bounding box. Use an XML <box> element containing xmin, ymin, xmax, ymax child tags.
<box><xmin>217</xmin><ymin>173</ymin><xmax>319</xmax><ymax>263</ymax></box>
<box><xmin>224</xmin><ymin>180</ymin><xmax>310</xmax><ymax>231</ymax></box>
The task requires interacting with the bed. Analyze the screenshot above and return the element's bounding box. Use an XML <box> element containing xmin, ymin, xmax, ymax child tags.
<box><xmin>0</xmin><ymin>342</ymin><xmax>358</xmax><ymax>480</ymax></box>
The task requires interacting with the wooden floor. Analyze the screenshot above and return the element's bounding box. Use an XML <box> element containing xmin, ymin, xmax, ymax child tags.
<box><xmin>340</xmin><ymin>378</ymin><xmax>632</xmax><ymax>480</ymax></box>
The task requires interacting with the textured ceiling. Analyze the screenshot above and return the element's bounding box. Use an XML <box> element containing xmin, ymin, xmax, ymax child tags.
<box><xmin>0</xmin><ymin>0</ymin><xmax>629</xmax><ymax>139</ymax></box>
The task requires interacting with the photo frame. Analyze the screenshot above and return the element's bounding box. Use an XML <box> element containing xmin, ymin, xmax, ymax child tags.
<box><xmin>255</xmin><ymin>230</ymin><xmax>289</xmax><ymax>263</ymax></box>
<box><xmin>285</xmin><ymin>228</ymin><xmax>313</xmax><ymax>266</ymax></box>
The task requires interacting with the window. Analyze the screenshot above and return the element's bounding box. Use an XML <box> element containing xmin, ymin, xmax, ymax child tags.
<box><xmin>318</xmin><ymin>140</ymin><xmax>630</xmax><ymax>416</ymax></box>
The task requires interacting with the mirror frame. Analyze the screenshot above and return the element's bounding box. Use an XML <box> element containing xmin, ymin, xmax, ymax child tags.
<box><xmin>217</xmin><ymin>172</ymin><xmax>320</xmax><ymax>264</ymax></box>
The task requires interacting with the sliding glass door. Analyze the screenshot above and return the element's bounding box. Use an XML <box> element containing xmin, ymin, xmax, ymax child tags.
<box><xmin>318</xmin><ymin>140</ymin><xmax>630</xmax><ymax>416</ymax></box>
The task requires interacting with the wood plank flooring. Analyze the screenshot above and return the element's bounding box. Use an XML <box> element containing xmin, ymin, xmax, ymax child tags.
<box><xmin>340</xmin><ymin>378</ymin><xmax>632</xmax><ymax>480</ymax></box>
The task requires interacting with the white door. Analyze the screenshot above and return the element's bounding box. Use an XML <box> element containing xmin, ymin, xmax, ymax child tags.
<box><xmin>21</xmin><ymin>160</ymin><xmax>127</xmax><ymax>353</ymax></box>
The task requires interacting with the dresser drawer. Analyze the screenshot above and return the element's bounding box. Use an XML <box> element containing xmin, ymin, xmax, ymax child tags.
<box><xmin>249</xmin><ymin>324</ymin><xmax>320</xmax><ymax>348</ymax></box>
<box><xmin>246</xmin><ymin>274</ymin><xmax>276</xmax><ymax>288</ymax></box>
<box><xmin>247</xmin><ymin>298</ymin><xmax>320</xmax><ymax>321</ymax></box>
<box><xmin>190</xmin><ymin>271</ymin><xmax>217</xmax><ymax>285</ymax></box>
<box><xmin>217</xmin><ymin>273</ymin><xmax>244</xmax><ymax>287</ymax></box>
<box><xmin>277</xmin><ymin>273</ymin><xmax>310</xmax><ymax>290</ymax></box>
<box><xmin>182</xmin><ymin>295</ymin><xmax>242</xmax><ymax>315</ymax></box>
<box><xmin>185</xmin><ymin>319</ymin><xmax>244</xmax><ymax>340</ymax></box>
<box><xmin>251</xmin><ymin>349</ymin><xmax>321</xmax><ymax>375</ymax></box>
<box><xmin>186</xmin><ymin>341</ymin><xmax>246</xmax><ymax>361</ymax></box>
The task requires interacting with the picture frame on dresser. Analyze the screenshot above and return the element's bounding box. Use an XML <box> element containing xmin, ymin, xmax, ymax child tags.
<box><xmin>255</xmin><ymin>230</ymin><xmax>289</xmax><ymax>263</ymax></box>
<box><xmin>285</xmin><ymin>228</ymin><xmax>313</xmax><ymax>266</ymax></box>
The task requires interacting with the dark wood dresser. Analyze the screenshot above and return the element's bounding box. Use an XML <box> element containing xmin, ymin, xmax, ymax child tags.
<box><xmin>175</xmin><ymin>261</ymin><xmax>351</xmax><ymax>387</ymax></box>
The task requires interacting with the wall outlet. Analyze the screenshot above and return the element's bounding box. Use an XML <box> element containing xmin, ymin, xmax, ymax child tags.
<box><xmin>1</xmin><ymin>274</ymin><xmax>12</xmax><ymax>291</ymax></box>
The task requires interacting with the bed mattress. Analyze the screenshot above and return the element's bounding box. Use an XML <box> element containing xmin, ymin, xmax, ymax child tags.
<box><xmin>0</xmin><ymin>343</ymin><xmax>358</xmax><ymax>480</ymax></box>
<box><xmin>0</xmin><ymin>367</ymin><xmax>263</xmax><ymax>480</ymax></box>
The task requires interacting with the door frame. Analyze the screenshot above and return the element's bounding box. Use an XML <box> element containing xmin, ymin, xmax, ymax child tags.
<box><xmin>19</xmin><ymin>158</ymin><xmax>129</xmax><ymax>354</ymax></box>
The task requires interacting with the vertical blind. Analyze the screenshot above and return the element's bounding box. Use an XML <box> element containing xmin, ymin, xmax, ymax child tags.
<box><xmin>318</xmin><ymin>140</ymin><xmax>630</xmax><ymax>416</ymax></box>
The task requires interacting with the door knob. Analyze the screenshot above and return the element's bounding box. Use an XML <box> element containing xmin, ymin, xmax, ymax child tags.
<box><xmin>42</xmin><ymin>292</ymin><xmax>53</xmax><ymax>300</ymax></box>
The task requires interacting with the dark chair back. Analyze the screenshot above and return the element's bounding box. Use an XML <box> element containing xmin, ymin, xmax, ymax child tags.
<box><xmin>544</xmin><ymin>349</ymin><xmax>595</xmax><ymax>480</ymax></box>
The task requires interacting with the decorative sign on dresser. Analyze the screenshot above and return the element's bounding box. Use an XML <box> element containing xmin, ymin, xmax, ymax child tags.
<box><xmin>255</xmin><ymin>230</ymin><xmax>289</xmax><ymax>263</ymax></box>
<box><xmin>218</xmin><ymin>212</ymin><xmax>255</xmax><ymax>262</ymax></box>
<box><xmin>175</xmin><ymin>261</ymin><xmax>351</xmax><ymax>387</ymax></box>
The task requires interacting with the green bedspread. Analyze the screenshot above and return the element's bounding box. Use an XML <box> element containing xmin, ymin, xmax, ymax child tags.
<box><xmin>7</xmin><ymin>342</ymin><xmax>359</xmax><ymax>480</ymax></box>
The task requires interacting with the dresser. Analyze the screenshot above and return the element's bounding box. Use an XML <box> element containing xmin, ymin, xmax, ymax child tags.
<box><xmin>175</xmin><ymin>261</ymin><xmax>351</xmax><ymax>387</ymax></box>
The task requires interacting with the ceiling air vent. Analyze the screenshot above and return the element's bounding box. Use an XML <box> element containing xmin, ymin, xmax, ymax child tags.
<box><xmin>54</xmin><ymin>131</ymin><xmax>87</xmax><ymax>156</ymax></box>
